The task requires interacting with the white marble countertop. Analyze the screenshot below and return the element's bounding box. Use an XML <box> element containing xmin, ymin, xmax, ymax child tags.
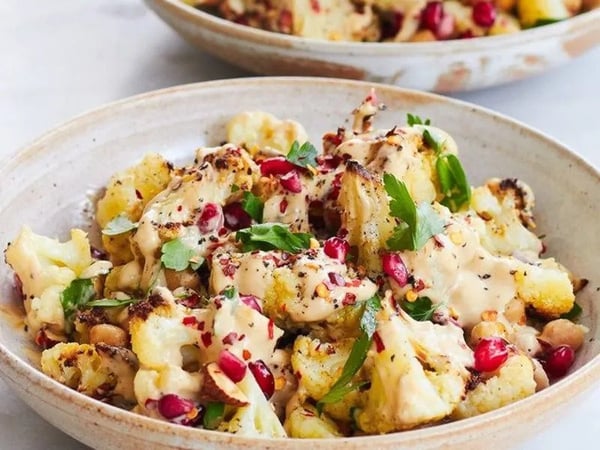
<box><xmin>1</xmin><ymin>1</ymin><xmax>599</xmax><ymax>449</ymax></box>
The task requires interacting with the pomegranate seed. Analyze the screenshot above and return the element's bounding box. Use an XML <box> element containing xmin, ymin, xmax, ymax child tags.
<box><xmin>178</xmin><ymin>293</ymin><xmax>201</xmax><ymax>308</ymax></box>
<box><xmin>279</xmin><ymin>170</ymin><xmax>302</xmax><ymax>193</ymax></box>
<box><xmin>268</xmin><ymin>319</ymin><xmax>275</xmax><ymax>340</ymax></box>
<box><xmin>460</xmin><ymin>30</ymin><xmax>475</xmax><ymax>39</ymax></box>
<box><xmin>182</xmin><ymin>316</ymin><xmax>198</xmax><ymax>328</ymax></box>
<box><xmin>218</xmin><ymin>349</ymin><xmax>247</xmax><ymax>382</ymax></box>
<box><xmin>342</xmin><ymin>292</ymin><xmax>357</xmax><ymax>306</ymax></box>
<box><xmin>223</xmin><ymin>202</ymin><xmax>252</xmax><ymax>230</ymax></box>
<box><xmin>421</xmin><ymin>1</ymin><xmax>443</xmax><ymax>33</ymax></box>
<box><xmin>309</xmin><ymin>0</ymin><xmax>320</xmax><ymax>13</ymax></box>
<box><xmin>382</xmin><ymin>253</ymin><xmax>409</xmax><ymax>287</ymax></box>
<box><xmin>201</xmin><ymin>331</ymin><xmax>212</xmax><ymax>347</ymax></box>
<box><xmin>248</xmin><ymin>360</ymin><xmax>275</xmax><ymax>398</ymax></box>
<box><xmin>260</xmin><ymin>157</ymin><xmax>295</xmax><ymax>176</ymax></box>
<box><xmin>197</xmin><ymin>203</ymin><xmax>223</xmax><ymax>234</ymax></box>
<box><xmin>158</xmin><ymin>394</ymin><xmax>195</xmax><ymax>419</ymax></box>
<box><xmin>240</xmin><ymin>294</ymin><xmax>262</xmax><ymax>313</ymax></box>
<box><xmin>543</xmin><ymin>345</ymin><xmax>575</xmax><ymax>378</ymax></box>
<box><xmin>328</xmin><ymin>272</ymin><xmax>345</xmax><ymax>286</ymax></box>
<box><xmin>323</xmin><ymin>237</ymin><xmax>350</xmax><ymax>261</ymax></box>
<box><xmin>473</xmin><ymin>337</ymin><xmax>509</xmax><ymax>372</ymax></box>
<box><xmin>436</xmin><ymin>13</ymin><xmax>454</xmax><ymax>39</ymax></box>
<box><xmin>317</xmin><ymin>155</ymin><xmax>342</xmax><ymax>172</ymax></box>
<box><xmin>373</xmin><ymin>331</ymin><xmax>385</xmax><ymax>353</ymax></box>
<box><xmin>472</xmin><ymin>1</ymin><xmax>496</xmax><ymax>27</ymax></box>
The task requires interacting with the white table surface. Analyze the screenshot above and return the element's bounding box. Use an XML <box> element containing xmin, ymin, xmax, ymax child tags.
<box><xmin>1</xmin><ymin>1</ymin><xmax>599</xmax><ymax>449</ymax></box>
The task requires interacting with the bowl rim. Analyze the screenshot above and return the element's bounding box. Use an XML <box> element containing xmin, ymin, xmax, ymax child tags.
<box><xmin>146</xmin><ymin>0</ymin><xmax>600</xmax><ymax>55</ymax></box>
<box><xmin>1</xmin><ymin>76</ymin><xmax>600</xmax><ymax>447</ymax></box>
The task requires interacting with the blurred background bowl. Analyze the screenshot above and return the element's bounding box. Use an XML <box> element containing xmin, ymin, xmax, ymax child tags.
<box><xmin>144</xmin><ymin>0</ymin><xmax>600</xmax><ymax>92</ymax></box>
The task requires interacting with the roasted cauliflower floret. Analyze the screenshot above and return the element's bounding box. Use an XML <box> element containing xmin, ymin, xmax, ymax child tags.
<box><xmin>4</xmin><ymin>226</ymin><xmax>95</xmax><ymax>338</ymax></box>
<box><xmin>226</xmin><ymin>111</ymin><xmax>308</xmax><ymax>155</ymax></box>
<box><xmin>285</xmin><ymin>404</ymin><xmax>342</xmax><ymax>438</ymax></box>
<box><xmin>357</xmin><ymin>303</ymin><xmax>471</xmax><ymax>433</ymax></box>
<box><xmin>452</xmin><ymin>354</ymin><xmax>536</xmax><ymax>419</ymax></box>
<box><xmin>517</xmin><ymin>0</ymin><xmax>572</xmax><ymax>27</ymax></box>
<box><xmin>218</xmin><ymin>372</ymin><xmax>287</xmax><ymax>438</ymax></box>
<box><xmin>515</xmin><ymin>264</ymin><xmax>575</xmax><ymax>318</ymax></box>
<box><xmin>41</xmin><ymin>342</ymin><xmax>138</xmax><ymax>402</ymax></box>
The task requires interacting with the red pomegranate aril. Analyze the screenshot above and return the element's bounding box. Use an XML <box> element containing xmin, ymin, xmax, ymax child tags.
<box><xmin>472</xmin><ymin>1</ymin><xmax>496</xmax><ymax>27</ymax></box>
<box><xmin>197</xmin><ymin>203</ymin><xmax>223</xmax><ymax>234</ymax></box>
<box><xmin>260</xmin><ymin>156</ymin><xmax>295</xmax><ymax>176</ymax></box>
<box><xmin>421</xmin><ymin>1</ymin><xmax>444</xmax><ymax>33</ymax></box>
<box><xmin>240</xmin><ymin>294</ymin><xmax>263</xmax><ymax>313</ymax></box>
<box><xmin>218</xmin><ymin>349</ymin><xmax>247</xmax><ymax>382</ymax></box>
<box><xmin>280</xmin><ymin>170</ymin><xmax>302</xmax><ymax>193</ymax></box>
<box><xmin>435</xmin><ymin>13</ymin><xmax>455</xmax><ymax>39</ymax></box>
<box><xmin>474</xmin><ymin>337</ymin><xmax>509</xmax><ymax>372</ymax></box>
<box><xmin>382</xmin><ymin>253</ymin><xmax>409</xmax><ymax>287</ymax></box>
<box><xmin>158</xmin><ymin>394</ymin><xmax>195</xmax><ymax>419</ymax></box>
<box><xmin>544</xmin><ymin>345</ymin><xmax>575</xmax><ymax>378</ymax></box>
<box><xmin>223</xmin><ymin>202</ymin><xmax>252</xmax><ymax>230</ymax></box>
<box><xmin>328</xmin><ymin>272</ymin><xmax>345</xmax><ymax>286</ymax></box>
<box><xmin>323</xmin><ymin>237</ymin><xmax>350</xmax><ymax>261</ymax></box>
<box><xmin>248</xmin><ymin>360</ymin><xmax>275</xmax><ymax>398</ymax></box>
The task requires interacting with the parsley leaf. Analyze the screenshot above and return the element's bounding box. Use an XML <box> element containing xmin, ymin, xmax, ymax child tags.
<box><xmin>317</xmin><ymin>294</ymin><xmax>382</xmax><ymax>412</ymax></box>
<box><xmin>383</xmin><ymin>173</ymin><xmax>444</xmax><ymax>251</ymax></box>
<box><xmin>102</xmin><ymin>214</ymin><xmax>138</xmax><ymax>236</ymax></box>
<box><xmin>532</xmin><ymin>18</ymin><xmax>563</xmax><ymax>27</ymax></box>
<box><xmin>236</xmin><ymin>223</ymin><xmax>313</xmax><ymax>253</ymax></box>
<box><xmin>436</xmin><ymin>154</ymin><xmax>471</xmax><ymax>212</ymax></box>
<box><xmin>560</xmin><ymin>302</ymin><xmax>582</xmax><ymax>321</ymax></box>
<box><xmin>407</xmin><ymin>113</ymin><xmax>431</xmax><ymax>126</ymax></box>
<box><xmin>60</xmin><ymin>278</ymin><xmax>96</xmax><ymax>332</ymax></box>
<box><xmin>401</xmin><ymin>296</ymin><xmax>440</xmax><ymax>321</ymax></box>
<box><xmin>160</xmin><ymin>238</ymin><xmax>203</xmax><ymax>271</ymax></box>
<box><xmin>203</xmin><ymin>402</ymin><xmax>225</xmax><ymax>430</ymax></box>
<box><xmin>241</xmin><ymin>191</ymin><xmax>264</xmax><ymax>223</ymax></box>
<box><xmin>423</xmin><ymin>129</ymin><xmax>444</xmax><ymax>154</ymax></box>
<box><xmin>85</xmin><ymin>298</ymin><xmax>139</xmax><ymax>308</ymax></box>
<box><xmin>286</xmin><ymin>140</ymin><xmax>318</xmax><ymax>169</ymax></box>
<box><xmin>221</xmin><ymin>286</ymin><xmax>237</xmax><ymax>299</ymax></box>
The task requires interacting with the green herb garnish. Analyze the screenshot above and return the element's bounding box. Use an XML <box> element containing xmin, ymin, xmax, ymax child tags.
<box><xmin>531</xmin><ymin>18</ymin><xmax>563</xmax><ymax>27</ymax></box>
<box><xmin>85</xmin><ymin>298</ymin><xmax>139</xmax><ymax>308</ymax></box>
<box><xmin>316</xmin><ymin>294</ymin><xmax>382</xmax><ymax>412</ymax></box>
<box><xmin>383</xmin><ymin>173</ymin><xmax>444</xmax><ymax>251</ymax></box>
<box><xmin>560</xmin><ymin>302</ymin><xmax>582</xmax><ymax>321</ymax></box>
<box><xmin>236</xmin><ymin>223</ymin><xmax>313</xmax><ymax>253</ymax></box>
<box><xmin>401</xmin><ymin>296</ymin><xmax>441</xmax><ymax>321</ymax></box>
<box><xmin>436</xmin><ymin>154</ymin><xmax>471</xmax><ymax>212</ymax></box>
<box><xmin>102</xmin><ymin>214</ymin><xmax>138</xmax><ymax>236</ymax></box>
<box><xmin>203</xmin><ymin>402</ymin><xmax>225</xmax><ymax>430</ymax></box>
<box><xmin>241</xmin><ymin>191</ymin><xmax>264</xmax><ymax>223</ymax></box>
<box><xmin>423</xmin><ymin>129</ymin><xmax>444</xmax><ymax>154</ymax></box>
<box><xmin>160</xmin><ymin>238</ymin><xmax>203</xmax><ymax>271</ymax></box>
<box><xmin>407</xmin><ymin>113</ymin><xmax>431</xmax><ymax>126</ymax></box>
<box><xmin>60</xmin><ymin>278</ymin><xmax>96</xmax><ymax>332</ymax></box>
<box><xmin>286</xmin><ymin>140</ymin><xmax>318</xmax><ymax>169</ymax></box>
<box><xmin>221</xmin><ymin>286</ymin><xmax>237</xmax><ymax>299</ymax></box>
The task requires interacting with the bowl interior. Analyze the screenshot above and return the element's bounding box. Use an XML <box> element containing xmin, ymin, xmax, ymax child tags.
<box><xmin>0</xmin><ymin>77</ymin><xmax>599</xmax><ymax>448</ymax></box>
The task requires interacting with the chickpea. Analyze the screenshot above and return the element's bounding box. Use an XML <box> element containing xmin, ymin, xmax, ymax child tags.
<box><xmin>89</xmin><ymin>324</ymin><xmax>128</xmax><ymax>347</ymax></box>
<box><xmin>539</xmin><ymin>319</ymin><xmax>586</xmax><ymax>351</ymax></box>
<box><xmin>469</xmin><ymin>321</ymin><xmax>507</xmax><ymax>346</ymax></box>
<box><xmin>504</xmin><ymin>298</ymin><xmax>526</xmax><ymax>325</ymax></box>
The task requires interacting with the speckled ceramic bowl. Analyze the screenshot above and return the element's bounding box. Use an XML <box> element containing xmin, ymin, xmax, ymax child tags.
<box><xmin>0</xmin><ymin>78</ymin><xmax>599</xmax><ymax>449</ymax></box>
<box><xmin>144</xmin><ymin>0</ymin><xmax>600</xmax><ymax>92</ymax></box>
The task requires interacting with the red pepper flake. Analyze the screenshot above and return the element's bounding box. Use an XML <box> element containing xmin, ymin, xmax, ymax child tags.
<box><xmin>328</xmin><ymin>272</ymin><xmax>345</xmax><ymax>286</ymax></box>
<box><xmin>182</xmin><ymin>316</ymin><xmax>198</xmax><ymax>328</ymax></box>
<box><xmin>13</xmin><ymin>274</ymin><xmax>24</xmax><ymax>300</ymax></box>
<box><xmin>346</xmin><ymin>279</ymin><xmax>362</xmax><ymax>287</ymax></box>
<box><xmin>267</xmin><ymin>319</ymin><xmax>274</xmax><ymax>340</ymax></box>
<box><xmin>540</xmin><ymin>241</ymin><xmax>547</xmax><ymax>254</ymax></box>
<box><xmin>279</xmin><ymin>199</ymin><xmax>288</xmax><ymax>214</ymax></box>
<box><xmin>238</xmin><ymin>334</ymin><xmax>246</xmax><ymax>341</ymax></box>
<box><xmin>295</xmin><ymin>370</ymin><xmax>302</xmax><ymax>380</ymax></box>
<box><xmin>222</xmin><ymin>332</ymin><xmax>238</xmax><ymax>345</ymax></box>
<box><xmin>327</xmin><ymin>173</ymin><xmax>343</xmax><ymax>200</ymax></box>
<box><xmin>373</xmin><ymin>331</ymin><xmax>385</xmax><ymax>353</ymax></box>
<box><xmin>413</xmin><ymin>278</ymin><xmax>425</xmax><ymax>292</ymax></box>
<box><xmin>201</xmin><ymin>332</ymin><xmax>212</xmax><ymax>347</ymax></box>
<box><xmin>218</xmin><ymin>227</ymin><xmax>228</xmax><ymax>237</ymax></box>
<box><xmin>433</xmin><ymin>236</ymin><xmax>445</xmax><ymax>248</ymax></box>
<box><xmin>177</xmin><ymin>204</ymin><xmax>183</xmax><ymax>212</ymax></box>
<box><xmin>34</xmin><ymin>329</ymin><xmax>59</xmax><ymax>350</ymax></box>
<box><xmin>342</xmin><ymin>292</ymin><xmax>357</xmax><ymax>306</ymax></box>
<box><xmin>242</xmin><ymin>349</ymin><xmax>252</xmax><ymax>361</ymax></box>
<box><xmin>135</xmin><ymin>189</ymin><xmax>143</xmax><ymax>200</ymax></box>
<box><xmin>278</xmin><ymin>9</ymin><xmax>292</xmax><ymax>31</ymax></box>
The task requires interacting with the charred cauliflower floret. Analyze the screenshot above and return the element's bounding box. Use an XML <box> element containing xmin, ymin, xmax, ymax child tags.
<box><xmin>96</xmin><ymin>152</ymin><xmax>173</xmax><ymax>265</ymax></box>
<box><xmin>452</xmin><ymin>354</ymin><xmax>536</xmax><ymax>419</ymax></box>
<box><xmin>41</xmin><ymin>342</ymin><xmax>138</xmax><ymax>403</ymax></box>
<box><xmin>226</xmin><ymin>111</ymin><xmax>308</xmax><ymax>155</ymax></box>
<box><xmin>357</xmin><ymin>303</ymin><xmax>472</xmax><ymax>433</ymax></box>
<box><xmin>4</xmin><ymin>227</ymin><xmax>98</xmax><ymax>338</ymax></box>
<box><xmin>515</xmin><ymin>264</ymin><xmax>575</xmax><ymax>318</ymax></box>
<box><xmin>285</xmin><ymin>404</ymin><xmax>343</xmax><ymax>438</ymax></box>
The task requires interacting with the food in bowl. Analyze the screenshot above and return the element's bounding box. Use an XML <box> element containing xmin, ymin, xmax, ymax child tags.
<box><xmin>3</xmin><ymin>91</ymin><xmax>588</xmax><ymax>438</ymax></box>
<box><xmin>182</xmin><ymin>0</ymin><xmax>599</xmax><ymax>42</ymax></box>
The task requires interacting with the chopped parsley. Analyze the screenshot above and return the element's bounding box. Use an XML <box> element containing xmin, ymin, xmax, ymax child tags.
<box><xmin>286</xmin><ymin>140</ymin><xmax>318</xmax><ymax>169</ymax></box>
<box><xmin>102</xmin><ymin>214</ymin><xmax>138</xmax><ymax>236</ymax></box>
<box><xmin>160</xmin><ymin>238</ymin><xmax>204</xmax><ymax>271</ymax></box>
<box><xmin>236</xmin><ymin>223</ymin><xmax>313</xmax><ymax>253</ymax></box>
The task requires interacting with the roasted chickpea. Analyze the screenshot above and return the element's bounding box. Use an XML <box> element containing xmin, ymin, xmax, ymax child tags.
<box><xmin>89</xmin><ymin>324</ymin><xmax>128</xmax><ymax>347</ymax></box>
<box><xmin>539</xmin><ymin>319</ymin><xmax>586</xmax><ymax>351</ymax></box>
